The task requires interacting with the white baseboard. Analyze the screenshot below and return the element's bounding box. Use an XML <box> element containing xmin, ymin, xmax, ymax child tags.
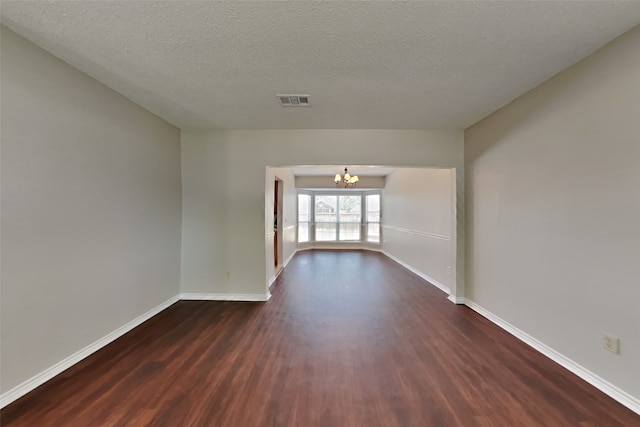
<box><xmin>381</xmin><ymin>250</ymin><xmax>450</xmax><ymax>295</ymax></box>
<box><xmin>0</xmin><ymin>289</ymin><xmax>275</xmax><ymax>409</ymax></box>
<box><xmin>268</xmin><ymin>275</ymin><xmax>277</xmax><ymax>289</ymax></box>
<box><xmin>269</xmin><ymin>249</ymin><xmax>297</xmax><ymax>288</ymax></box>
<box><xmin>297</xmin><ymin>243</ymin><xmax>383</xmax><ymax>251</ymax></box>
<box><xmin>6</xmin><ymin>289</ymin><xmax>636</xmax><ymax>417</ymax></box>
<box><xmin>269</xmin><ymin>266</ymin><xmax>284</xmax><ymax>289</ymax></box>
<box><xmin>465</xmin><ymin>299</ymin><xmax>640</xmax><ymax>415</ymax></box>
<box><xmin>447</xmin><ymin>295</ymin><xmax>466</xmax><ymax>304</ymax></box>
<box><xmin>179</xmin><ymin>292</ymin><xmax>270</xmax><ymax>302</ymax></box>
<box><xmin>283</xmin><ymin>250</ymin><xmax>297</xmax><ymax>268</ymax></box>
<box><xmin>0</xmin><ymin>295</ymin><xmax>179</xmax><ymax>409</ymax></box>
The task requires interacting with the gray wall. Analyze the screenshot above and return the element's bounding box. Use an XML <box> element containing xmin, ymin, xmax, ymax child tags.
<box><xmin>465</xmin><ymin>26</ymin><xmax>640</xmax><ymax>399</ymax></box>
<box><xmin>0</xmin><ymin>27</ymin><xmax>182</xmax><ymax>393</ymax></box>
<box><xmin>383</xmin><ymin>168</ymin><xmax>453</xmax><ymax>292</ymax></box>
<box><xmin>180</xmin><ymin>129</ymin><xmax>464</xmax><ymax>298</ymax></box>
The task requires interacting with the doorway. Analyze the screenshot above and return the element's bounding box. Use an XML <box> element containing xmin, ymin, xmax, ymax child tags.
<box><xmin>264</xmin><ymin>165</ymin><xmax>464</xmax><ymax>303</ymax></box>
<box><xmin>274</xmin><ymin>178</ymin><xmax>284</xmax><ymax>274</ymax></box>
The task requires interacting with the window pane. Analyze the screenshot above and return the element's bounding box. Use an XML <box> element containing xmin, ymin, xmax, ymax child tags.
<box><xmin>298</xmin><ymin>194</ymin><xmax>311</xmax><ymax>243</ymax></box>
<box><xmin>366</xmin><ymin>194</ymin><xmax>380</xmax><ymax>222</ymax></box>
<box><xmin>315</xmin><ymin>223</ymin><xmax>337</xmax><ymax>241</ymax></box>
<box><xmin>339</xmin><ymin>223</ymin><xmax>360</xmax><ymax>241</ymax></box>
<box><xmin>298</xmin><ymin>194</ymin><xmax>311</xmax><ymax>222</ymax></box>
<box><xmin>298</xmin><ymin>223</ymin><xmax>309</xmax><ymax>243</ymax></box>
<box><xmin>367</xmin><ymin>223</ymin><xmax>380</xmax><ymax>243</ymax></box>
<box><xmin>315</xmin><ymin>195</ymin><xmax>337</xmax><ymax>223</ymax></box>
<box><xmin>337</xmin><ymin>196</ymin><xmax>361</xmax><ymax>241</ymax></box>
<box><xmin>366</xmin><ymin>194</ymin><xmax>380</xmax><ymax>243</ymax></box>
<box><xmin>338</xmin><ymin>195</ymin><xmax>361</xmax><ymax>223</ymax></box>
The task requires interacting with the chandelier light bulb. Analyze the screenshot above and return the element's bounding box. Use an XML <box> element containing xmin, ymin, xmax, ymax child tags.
<box><xmin>334</xmin><ymin>167</ymin><xmax>358</xmax><ymax>188</ymax></box>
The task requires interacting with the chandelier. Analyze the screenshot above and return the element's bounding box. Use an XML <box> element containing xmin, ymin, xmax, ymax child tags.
<box><xmin>334</xmin><ymin>167</ymin><xmax>359</xmax><ymax>188</ymax></box>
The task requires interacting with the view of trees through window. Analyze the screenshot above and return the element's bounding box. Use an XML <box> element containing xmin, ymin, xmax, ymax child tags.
<box><xmin>314</xmin><ymin>195</ymin><xmax>337</xmax><ymax>241</ymax></box>
<box><xmin>297</xmin><ymin>192</ymin><xmax>380</xmax><ymax>243</ymax></box>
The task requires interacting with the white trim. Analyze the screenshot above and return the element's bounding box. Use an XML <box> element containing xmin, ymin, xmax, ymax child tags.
<box><xmin>381</xmin><ymin>250</ymin><xmax>450</xmax><ymax>294</ymax></box>
<box><xmin>465</xmin><ymin>299</ymin><xmax>640</xmax><ymax>415</ymax></box>
<box><xmin>266</xmin><ymin>232</ymin><xmax>275</xmax><ymax>238</ymax></box>
<box><xmin>283</xmin><ymin>250</ymin><xmax>297</xmax><ymax>267</ymax></box>
<box><xmin>269</xmin><ymin>266</ymin><xmax>284</xmax><ymax>288</ymax></box>
<box><xmin>268</xmin><ymin>276</ymin><xmax>277</xmax><ymax>288</ymax></box>
<box><xmin>179</xmin><ymin>292</ymin><xmax>270</xmax><ymax>302</ymax></box>
<box><xmin>447</xmin><ymin>295</ymin><xmax>466</xmax><ymax>304</ymax></box>
<box><xmin>382</xmin><ymin>225</ymin><xmax>450</xmax><ymax>241</ymax></box>
<box><xmin>269</xmin><ymin>249</ymin><xmax>297</xmax><ymax>288</ymax></box>
<box><xmin>301</xmin><ymin>243</ymin><xmax>371</xmax><ymax>250</ymax></box>
<box><xmin>283</xmin><ymin>224</ymin><xmax>296</xmax><ymax>231</ymax></box>
<box><xmin>296</xmin><ymin>246</ymin><xmax>383</xmax><ymax>254</ymax></box>
<box><xmin>0</xmin><ymin>295</ymin><xmax>180</xmax><ymax>409</ymax></box>
<box><xmin>297</xmin><ymin>243</ymin><xmax>383</xmax><ymax>251</ymax></box>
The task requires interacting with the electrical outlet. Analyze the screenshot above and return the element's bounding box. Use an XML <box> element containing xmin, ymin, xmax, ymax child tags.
<box><xmin>447</xmin><ymin>266</ymin><xmax>452</xmax><ymax>275</ymax></box>
<box><xmin>602</xmin><ymin>334</ymin><xmax>619</xmax><ymax>354</ymax></box>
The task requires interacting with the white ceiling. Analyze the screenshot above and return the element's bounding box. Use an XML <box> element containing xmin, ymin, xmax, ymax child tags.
<box><xmin>1</xmin><ymin>2</ymin><xmax>639</xmax><ymax>130</ymax></box>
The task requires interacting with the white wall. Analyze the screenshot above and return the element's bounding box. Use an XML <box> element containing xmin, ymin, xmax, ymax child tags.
<box><xmin>180</xmin><ymin>129</ymin><xmax>464</xmax><ymax>298</ymax></box>
<box><xmin>465</xmin><ymin>26</ymin><xmax>640</xmax><ymax>401</ymax></box>
<box><xmin>0</xmin><ymin>28</ymin><xmax>182</xmax><ymax>394</ymax></box>
<box><xmin>383</xmin><ymin>168</ymin><xmax>453</xmax><ymax>292</ymax></box>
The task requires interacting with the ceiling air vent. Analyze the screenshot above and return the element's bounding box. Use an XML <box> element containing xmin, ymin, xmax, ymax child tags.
<box><xmin>277</xmin><ymin>94</ymin><xmax>310</xmax><ymax>107</ymax></box>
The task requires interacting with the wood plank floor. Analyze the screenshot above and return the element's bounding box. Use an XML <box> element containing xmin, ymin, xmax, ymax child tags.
<box><xmin>2</xmin><ymin>250</ymin><xmax>639</xmax><ymax>426</ymax></box>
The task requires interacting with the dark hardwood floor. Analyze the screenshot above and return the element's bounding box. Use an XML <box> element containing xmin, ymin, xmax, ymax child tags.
<box><xmin>2</xmin><ymin>250</ymin><xmax>638</xmax><ymax>426</ymax></box>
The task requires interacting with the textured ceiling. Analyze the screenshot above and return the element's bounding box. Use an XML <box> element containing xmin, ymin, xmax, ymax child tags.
<box><xmin>1</xmin><ymin>2</ymin><xmax>639</xmax><ymax>130</ymax></box>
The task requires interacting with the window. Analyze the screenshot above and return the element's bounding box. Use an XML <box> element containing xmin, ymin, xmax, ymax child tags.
<box><xmin>365</xmin><ymin>194</ymin><xmax>381</xmax><ymax>243</ymax></box>
<box><xmin>297</xmin><ymin>191</ymin><xmax>381</xmax><ymax>244</ymax></box>
<box><xmin>297</xmin><ymin>194</ymin><xmax>311</xmax><ymax>243</ymax></box>
<box><xmin>315</xmin><ymin>195</ymin><xmax>337</xmax><ymax>241</ymax></box>
<box><xmin>338</xmin><ymin>195</ymin><xmax>361</xmax><ymax>241</ymax></box>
